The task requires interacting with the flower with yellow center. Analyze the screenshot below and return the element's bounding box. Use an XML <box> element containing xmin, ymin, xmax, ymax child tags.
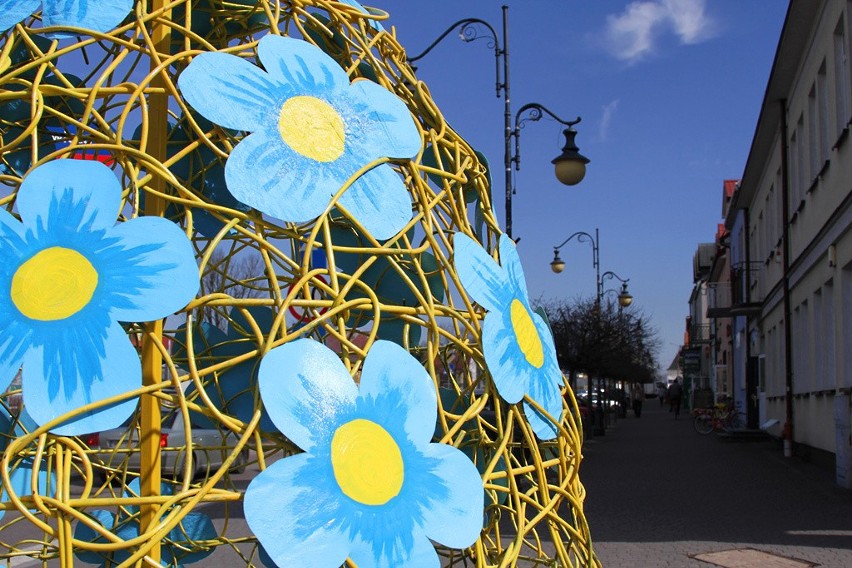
<box><xmin>245</xmin><ymin>339</ymin><xmax>484</xmax><ymax>568</ymax></box>
<box><xmin>0</xmin><ymin>0</ymin><xmax>134</xmax><ymax>37</ymax></box>
<box><xmin>453</xmin><ymin>233</ymin><xmax>565</xmax><ymax>440</ymax></box>
<box><xmin>178</xmin><ymin>34</ymin><xmax>422</xmax><ymax>241</ymax></box>
<box><xmin>0</xmin><ymin>160</ymin><xmax>198</xmax><ymax>436</ymax></box>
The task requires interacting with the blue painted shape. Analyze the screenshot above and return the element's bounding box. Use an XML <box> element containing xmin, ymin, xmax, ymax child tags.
<box><xmin>179</xmin><ymin>307</ymin><xmax>277</xmax><ymax>432</ymax></box>
<box><xmin>0</xmin><ymin>458</ymin><xmax>55</xmax><ymax>521</ymax></box>
<box><xmin>245</xmin><ymin>339</ymin><xmax>483</xmax><ymax>567</ymax></box>
<box><xmin>0</xmin><ymin>0</ymin><xmax>134</xmax><ymax>36</ymax></box>
<box><xmin>0</xmin><ymin>160</ymin><xmax>198</xmax><ymax>436</ymax></box>
<box><xmin>74</xmin><ymin>480</ymin><xmax>217</xmax><ymax>567</ymax></box>
<box><xmin>178</xmin><ymin>34</ymin><xmax>422</xmax><ymax>240</ymax></box>
<box><xmin>453</xmin><ymin>234</ymin><xmax>564</xmax><ymax>440</ymax></box>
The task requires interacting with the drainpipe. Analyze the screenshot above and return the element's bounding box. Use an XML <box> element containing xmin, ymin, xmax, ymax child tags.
<box><xmin>743</xmin><ymin>207</ymin><xmax>753</xmax><ymax>427</ymax></box>
<box><xmin>779</xmin><ymin>99</ymin><xmax>794</xmax><ymax>458</ymax></box>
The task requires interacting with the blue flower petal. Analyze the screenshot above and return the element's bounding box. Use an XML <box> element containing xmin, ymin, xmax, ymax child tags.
<box><xmin>258</xmin><ymin>339</ymin><xmax>356</xmax><ymax>451</ymax></box>
<box><xmin>258</xmin><ymin>35</ymin><xmax>350</xmax><ymax>95</ymax></box>
<box><xmin>348</xmin><ymin>525</ymin><xmax>438</xmax><ymax>568</ymax></box>
<box><xmin>453</xmin><ymin>234</ymin><xmax>511</xmax><ymax>313</ymax></box>
<box><xmin>106</xmin><ymin>216</ymin><xmax>198</xmax><ymax>322</ymax></box>
<box><xmin>42</xmin><ymin>0</ymin><xmax>133</xmax><ymax>35</ymax></box>
<box><xmin>23</xmin><ymin>320</ymin><xmax>139</xmax><ymax>436</ymax></box>
<box><xmin>0</xmin><ymin>0</ymin><xmax>39</xmax><ymax>32</ymax></box>
<box><xmin>223</xmin><ymin>130</ymin><xmax>348</xmax><ymax>223</ymax></box>
<box><xmin>499</xmin><ymin>235</ymin><xmax>529</xmax><ymax>303</ymax></box>
<box><xmin>358</xmin><ymin>340</ymin><xmax>435</xmax><ymax>444</ymax></box>
<box><xmin>348</xmin><ymin>80</ymin><xmax>421</xmax><ymax>159</ymax></box>
<box><xmin>522</xmin><ymin>317</ymin><xmax>563</xmax><ymax>440</ymax></box>
<box><xmin>419</xmin><ymin>443</ymin><xmax>484</xmax><ymax>549</ymax></box>
<box><xmin>17</xmin><ymin>160</ymin><xmax>122</xmax><ymax>233</ymax></box>
<box><xmin>178</xmin><ymin>52</ymin><xmax>280</xmax><ymax>132</ymax></box>
<box><xmin>481</xmin><ymin>314</ymin><xmax>527</xmax><ymax>404</ymax></box>
<box><xmin>245</xmin><ymin>453</ymin><xmax>350</xmax><ymax>568</ymax></box>
<box><xmin>336</xmin><ymin>164</ymin><xmax>411</xmax><ymax>240</ymax></box>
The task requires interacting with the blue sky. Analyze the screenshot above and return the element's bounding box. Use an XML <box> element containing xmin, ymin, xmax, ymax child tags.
<box><xmin>379</xmin><ymin>0</ymin><xmax>789</xmax><ymax>374</ymax></box>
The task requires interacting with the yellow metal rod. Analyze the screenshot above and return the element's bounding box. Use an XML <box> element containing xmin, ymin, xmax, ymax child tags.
<box><xmin>138</xmin><ymin>0</ymin><xmax>174</xmax><ymax>563</ymax></box>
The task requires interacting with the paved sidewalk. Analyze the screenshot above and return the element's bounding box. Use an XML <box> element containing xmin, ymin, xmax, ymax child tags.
<box><xmin>579</xmin><ymin>402</ymin><xmax>852</xmax><ymax>567</ymax></box>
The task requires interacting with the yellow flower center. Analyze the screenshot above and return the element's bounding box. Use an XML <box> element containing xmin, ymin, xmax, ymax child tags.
<box><xmin>11</xmin><ymin>247</ymin><xmax>98</xmax><ymax>321</ymax></box>
<box><xmin>510</xmin><ymin>299</ymin><xmax>544</xmax><ymax>368</ymax></box>
<box><xmin>331</xmin><ymin>418</ymin><xmax>404</xmax><ymax>505</ymax></box>
<box><xmin>278</xmin><ymin>95</ymin><xmax>345</xmax><ymax>162</ymax></box>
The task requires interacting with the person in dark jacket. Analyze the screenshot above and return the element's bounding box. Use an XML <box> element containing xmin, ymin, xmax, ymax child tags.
<box><xmin>667</xmin><ymin>378</ymin><xmax>683</xmax><ymax>419</ymax></box>
<box><xmin>631</xmin><ymin>383</ymin><xmax>645</xmax><ymax>418</ymax></box>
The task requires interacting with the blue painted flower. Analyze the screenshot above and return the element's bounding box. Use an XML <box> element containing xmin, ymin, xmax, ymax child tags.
<box><xmin>74</xmin><ymin>480</ymin><xmax>217</xmax><ymax>567</ymax></box>
<box><xmin>244</xmin><ymin>339</ymin><xmax>483</xmax><ymax>568</ymax></box>
<box><xmin>0</xmin><ymin>160</ymin><xmax>198</xmax><ymax>436</ymax></box>
<box><xmin>178</xmin><ymin>34</ymin><xmax>422</xmax><ymax>241</ymax></box>
<box><xmin>0</xmin><ymin>0</ymin><xmax>134</xmax><ymax>36</ymax></box>
<box><xmin>453</xmin><ymin>234</ymin><xmax>564</xmax><ymax>440</ymax></box>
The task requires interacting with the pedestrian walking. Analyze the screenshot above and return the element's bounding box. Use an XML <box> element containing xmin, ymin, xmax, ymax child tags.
<box><xmin>657</xmin><ymin>382</ymin><xmax>666</xmax><ymax>407</ymax></box>
<box><xmin>631</xmin><ymin>383</ymin><xmax>645</xmax><ymax>418</ymax></box>
<box><xmin>667</xmin><ymin>378</ymin><xmax>683</xmax><ymax>419</ymax></box>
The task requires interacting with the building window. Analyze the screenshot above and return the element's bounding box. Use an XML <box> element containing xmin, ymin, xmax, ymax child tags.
<box><xmin>792</xmin><ymin>300</ymin><xmax>810</xmax><ymax>394</ymax></box>
<box><xmin>843</xmin><ymin>263</ymin><xmax>852</xmax><ymax>389</ymax></box>
<box><xmin>813</xmin><ymin>284</ymin><xmax>834</xmax><ymax>391</ymax></box>
<box><xmin>818</xmin><ymin>61</ymin><xmax>830</xmax><ymax>166</ymax></box>
<box><xmin>796</xmin><ymin>115</ymin><xmax>806</xmax><ymax>204</ymax></box>
<box><xmin>808</xmin><ymin>82</ymin><xmax>819</xmax><ymax>179</ymax></box>
<box><xmin>835</xmin><ymin>17</ymin><xmax>851</xmax><ymax>139</ymax></box>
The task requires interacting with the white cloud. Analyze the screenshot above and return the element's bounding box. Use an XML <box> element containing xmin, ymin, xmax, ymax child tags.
<box><xmin>599</xmin><ymin>99</ymin><xmax>620</xmax><ymax>141</ymax></box>
<box><xmin>603</xmin><ymin>0</ymin><xmax>718</xmax><ymax>64</ymax></box>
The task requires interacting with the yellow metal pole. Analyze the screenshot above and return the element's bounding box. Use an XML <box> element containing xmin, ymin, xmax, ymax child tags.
<box><xmin>139</xmin><ymin>0</ymin><xmax>174</xmax><ymax>562</ymax></box>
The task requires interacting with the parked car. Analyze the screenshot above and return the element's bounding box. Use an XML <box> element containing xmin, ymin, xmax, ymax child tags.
<box><xmin>85</xmin><ymin>405</ymin><xmax>249</xmax><ymax>481</ymax></box>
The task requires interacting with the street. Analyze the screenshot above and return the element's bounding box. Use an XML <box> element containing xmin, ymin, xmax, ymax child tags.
<box><xmin>581</xmin><ymin>401</ymin><xmax>852</xmax><ymax>567</ymax></box>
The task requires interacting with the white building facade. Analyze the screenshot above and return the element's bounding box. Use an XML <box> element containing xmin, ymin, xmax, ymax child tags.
<box><xmin>725</xmin><ymin>0</ymin><xmax>852</xmax><ymax>485</ymax></box>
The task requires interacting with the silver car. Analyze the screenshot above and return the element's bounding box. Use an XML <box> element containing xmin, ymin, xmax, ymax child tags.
<box><xmin>86</xmin><ymin>406</ymin><xmax>250</xmax><ymax>481</ymax></box>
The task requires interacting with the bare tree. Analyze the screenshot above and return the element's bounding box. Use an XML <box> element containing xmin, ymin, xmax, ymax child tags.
<box><xmin>200</xmin><ymin>251</ymin><xmax>267</xmax><ymax>331</ymax></box>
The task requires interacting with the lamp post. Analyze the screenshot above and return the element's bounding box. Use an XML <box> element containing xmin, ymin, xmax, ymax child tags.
<box><xmin>407</xmin><ymin>5</ymin><xmax>589</xmax><ymax>240</ymax></box>
<box><xmin>550</xmin><ymin>228</ymin><xmax>633</xmax><ymax>435</ymax></box>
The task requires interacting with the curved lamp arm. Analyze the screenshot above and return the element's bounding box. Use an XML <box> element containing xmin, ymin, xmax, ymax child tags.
<box><xmin>553</xmin><ymin>230</ymin><xmax>596</xmax><ymax>252</ymax></box>
<box><xmin>550</xmin><ymin>230</ymin><xmax>599</xmax><ymax>274</ymax></box>
<box><xmin>601</xmin><ymin>271</ymin><xmax>630</xmax><ymax>285</ymax></box>
<box><xmin>407</xmin><ymin>18</ymin><xmax>503</xmax><ymax>98</ymax></box>
<box><xmin>511</xmin><ymin>103</ymin><xmax>581</xmax><ymax>171</ymax></box>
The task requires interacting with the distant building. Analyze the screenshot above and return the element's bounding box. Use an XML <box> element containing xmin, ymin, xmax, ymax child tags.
<box><xmin>704</xmin><ymin>0</ymin><xmax>852</xmax><ymax>486</ymax></box>
<box><xmin>684</xmin><ymin>242</ymin><xmax>716</xmax><ymax>409</ymax></box>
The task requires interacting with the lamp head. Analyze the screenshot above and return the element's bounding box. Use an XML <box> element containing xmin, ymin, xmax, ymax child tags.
<box><xmin>550</xmin><ymin>250</ymin><xmax>566</xmax><ymax>273</ymax></box>
<box><xmin>552</xmin><ymin>128</ymin><xmax>590</xmax><ymax>186</ymax></box>
<box><xmin>618</xmin><ymin>282</ymin><xmax>633</xmax><ymax>308</ymax></box>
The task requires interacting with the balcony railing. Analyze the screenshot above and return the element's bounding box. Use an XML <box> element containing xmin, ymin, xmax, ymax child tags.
<box><xmin>730</xmin><ymin>261</ymin><xmax>763</xmax><ymax>314</ymax></box>
<box><xmin>707</xmin><ymin>282</ymin><xmax>731</xmax><ymax>318</ymax></box>
<box><xmin>688</xmin><ymin>323</ymin><xmax>712</xmax><ymax>346</ymax></box>
<box><xmin>705</xmin><ymin>262</ymin><xmax>763</xmax><ymax>318</ymax></box>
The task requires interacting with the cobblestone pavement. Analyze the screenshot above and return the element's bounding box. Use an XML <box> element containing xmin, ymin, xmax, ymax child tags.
<box><xmin>579</xmin><ymin>401</ymin><xmax>852</xmax><ymax>567</ymax></box>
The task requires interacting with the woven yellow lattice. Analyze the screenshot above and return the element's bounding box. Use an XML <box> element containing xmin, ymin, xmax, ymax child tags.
<box><xmin>0</xmin><ymin>1</ymin><xmax>599</xmax><ymax>566</ymax></box>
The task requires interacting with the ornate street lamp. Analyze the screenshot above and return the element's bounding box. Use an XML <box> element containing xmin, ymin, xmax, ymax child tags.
<box><xmin>551</xmin><ymin>229</ymin><xmax>634</xmax><ymax>436</ymax></box>
<box><xmin>407</xmin><ymin>5</ymin><xmax>589</xmax><ymax>240</ymax></box>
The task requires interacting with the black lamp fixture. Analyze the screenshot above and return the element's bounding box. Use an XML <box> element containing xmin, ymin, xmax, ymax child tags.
<box><xmin>553</xmin><ymin>126</ymin><xmax>590</xmax><ymax>186</ymax></box>
<box><xmin>617</xmin><ymin>282</ymin><xmax>633</xmax><ymax>308</ymax></box>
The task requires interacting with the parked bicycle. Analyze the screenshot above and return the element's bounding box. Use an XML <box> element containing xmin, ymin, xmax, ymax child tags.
<box><xmin>693</xmin><ymin>404</ymin><xmax>742</xmax><ymax>434</ymax></box>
